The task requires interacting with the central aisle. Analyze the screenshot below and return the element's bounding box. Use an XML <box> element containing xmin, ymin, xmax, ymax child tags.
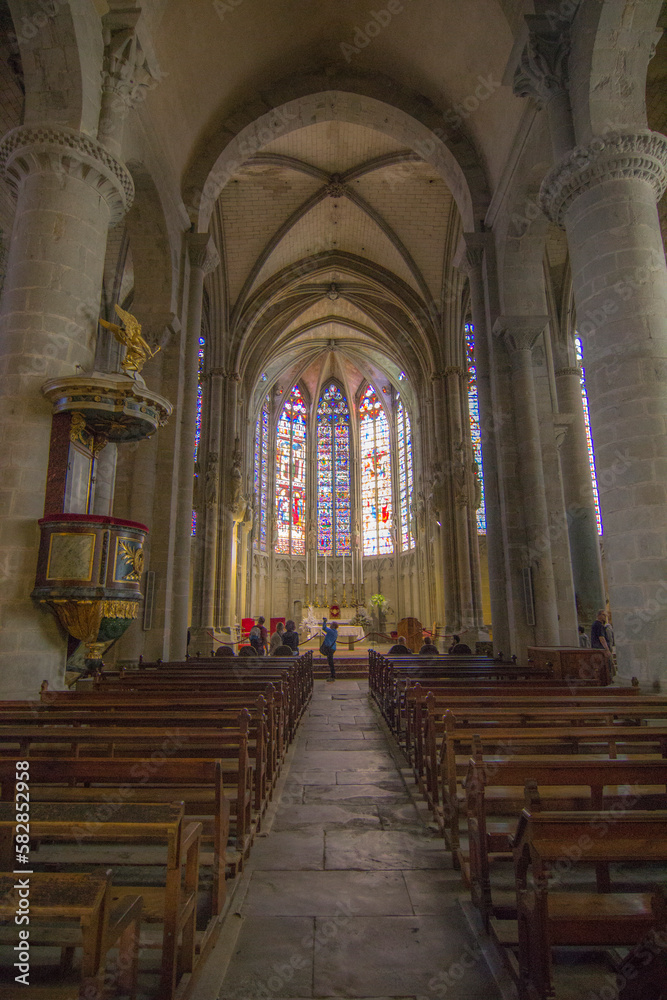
<box><xmin>215</xmin><ymin>679</ymin><xmax>503</xmax><ymax>1000</ymax></box>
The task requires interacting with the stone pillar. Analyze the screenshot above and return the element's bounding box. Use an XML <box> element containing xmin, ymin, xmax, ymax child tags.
<box><xmin>494</xmin><ymin>317</ymin><xmax>560</xmax><ymax>646</ymax></box>
<box><xmin>170</xmin><ymin>234</ymin><xmax>219</xmax><ymax>658</ymax></box>
<box><xmin>540</xmin><ymin>130</ymin><xmax>667</xmax><ymax>683</ymax></box>
<box><xmin>445</xmin><ymin>366</ymin><xmax>475</xmax><ymax>631</ymax></box>
<box><xmin>462</xmin><ymin>235</ymin><xmax>510</xmax><ymax>650</ymax></box>
<box><xmin>513</xmin><ymin>14</ymin><xmax>575</xmax><ymax>162</ymax></box>
<box><xmin>429</xmin><ymin>371</ymin><xmax>456</xmax><ymax>630</ymax></box>
<box><xmin>238</xmin><ymin>506</ymin><xmax>254</xmax><ymax>620</ymax></box>
<box><xmin>0</xmin><ymin>125</ymin><xmax>132</xmax><ymax>696</ymax></box>
<box><xmin>554</xmin><ymin>365</ymin><xmax>605</xmax><ymax>628</ymax></box>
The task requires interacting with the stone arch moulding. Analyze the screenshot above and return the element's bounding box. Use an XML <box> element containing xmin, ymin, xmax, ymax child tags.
<box><xmin>8</xmin><ymin>0</ymin><xmax>102</xmax><ymax>134</ymax></box>
<box><xmin>570</xmin><ymin>0</ymin><xmax>663</xmax><ymax>144</ymax></box>
<box><xmin>186</xmin><ymin>84</ymin><xmax>487</xmax><ymax>234</ymax></box>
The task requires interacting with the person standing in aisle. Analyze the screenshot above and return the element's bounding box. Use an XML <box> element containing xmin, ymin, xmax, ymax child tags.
<box><xmin>320</xmin><ymin>617</ymin><xmax>338</xmax><ymax>681</ymax></box>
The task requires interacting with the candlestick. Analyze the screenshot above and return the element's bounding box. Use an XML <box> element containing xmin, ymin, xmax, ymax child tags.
<box><xmin>324</xmin><ymin>553</ymin><xmax>327</xmax><ymax>585</ymax></box>
<box><xmin>342</xmin><ymin>551</ymin><xmax>345</xmax><ymax>585</ymax></box>
<box><xmin>315</xmin><ymin>553</ymin><xmax>317</xmax><ymax>585</ymax></box>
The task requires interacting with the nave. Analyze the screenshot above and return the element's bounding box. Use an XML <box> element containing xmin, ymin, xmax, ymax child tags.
<box><xmin>204</xmin><ymin>678</ymin><xmax>503</xmax><ymax>1000</ymax></box>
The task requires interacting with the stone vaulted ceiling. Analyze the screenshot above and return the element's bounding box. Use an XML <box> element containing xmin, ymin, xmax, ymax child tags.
<box><xmin>210</xmin><ymin>119</ymin><xmax>459</xmax><ymax>403</ymax></box>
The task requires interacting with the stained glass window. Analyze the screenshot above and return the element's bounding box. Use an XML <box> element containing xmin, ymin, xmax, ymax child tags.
<box><xmin>360</xmin><ymin>385</ymin><xmax>393</xmax><ymax>555</ymax></box>
<box><xmin>397</xmin><ymin>396</ymin><xmax>414</xmax><ymax>550</ymax></box>
<box><xmin>465</xmin><ymin>323</ymin><xmax>486</xmax><ymax>534</ymax></box>
<box><xmin>254</xmin><ymin>394</ymin><xmax>270</xmax><ymax>550</ymax></box>
<box><xmin>192</xmin><ymin>335</ymin><xmax>206</xmax><ymax>536</ymax></box>
<box><xmin>275</xmin><ymin>385</ymin><xmax>307</xmax><ymax>554</ymax></box>
<box><xmin>575</xmin><ymin>336</ymin><xmax>603</xmax><ymax>534</ymax></box>
<box><xmin>317</xmin><ymin>382</ymin><xmax>350</xmax><ymax>554</ymax></box>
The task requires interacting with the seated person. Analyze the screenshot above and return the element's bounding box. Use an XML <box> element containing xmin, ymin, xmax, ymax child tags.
<box><xmin>214</xmin><ymin>645</ymin><xmax>235</xmax><ymax>656</ymax></box>
<box><xmin>269</xmin><ymin>621</ymin><xmax>285</xmax><ymax>654</ymax></box>
<box><xmin>447</xmin><ymin>634</ymin><xmax>460</xmax><ymax>653</ymax></box>
<box><xmin>418</xmin><ymin>642</ymin><xmax>440</xmax><ymax>655</ymax></box>
<box><xmin>238</xmin><ymin>645</ymin><xmax>256</xmax><ymax>657</ymax></box>
<box><xmin>449</xmin><ymin>642</ymin><xmax>472</xmax><ymax>654</ymax></box>
<box><xmin>272</xmin><ymin>644</ymin><xmax>295</xmax><ymax>656</ymax></box>
<box><xmin>387</xmin><ymin>635</ymin><xmax>412</xmax><ymax>655</ymax></box>
<box><xmin>282</xmin><ymin>619</ymin><xmax>300</xmax><ymax>653</ymax></box>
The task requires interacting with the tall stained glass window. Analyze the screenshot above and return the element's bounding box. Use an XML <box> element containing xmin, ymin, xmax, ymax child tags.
<box><xmin>275</xmin><ymin>385</ymin><xmax>307</xmax><ymax>554</ymax></box>
<box><xmin>254</xmin><ymin>394</ymin><xmax>270</xmax><ymax>551</ymax></box>
<box><xmin>360</xmin><ymin>385</ymin><xmax>393</xmax><ymax>555</ymax></box>
<box><xmin>575</xmin><ymin>336</ymin><xmax>603</xmax><ymax>534</ymax></box>
<box><xmin>317</xmin><ymin>382</ymin><xmax>350</xmax><ymax>554</ymax></box>
<box><xmin>465</xmin><ymin>323</ymin><xmax>486</xmax><ymax>534</ymax></box>
<box><xmin>397</xmin><ymin>396</ymin><xmax>414</xmax><ymax>550</ymax></box>
<box><xmin>192</xmin><ymin>335</ymin><xmax>206</xmax><ymax>536</ymax></box>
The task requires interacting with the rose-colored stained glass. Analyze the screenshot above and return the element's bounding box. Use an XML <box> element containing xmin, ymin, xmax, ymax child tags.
<box><xmin>275</xmin><ymin>385</ymin><xmax>307</xmax><ymax>554</ymax></box>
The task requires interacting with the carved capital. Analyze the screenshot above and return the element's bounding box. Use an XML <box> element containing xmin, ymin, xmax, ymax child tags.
<box><xmin>540</xmin><ymin>130</ymin><xmax>667</xmax><ymax>227</ymax></box>
<box><xmin>513</xmin><ymin>15</ymin><xmax>571</xmax><ymax>107</ymax></box>
<box><xmin>493</xmin><ymin>315</ymin><xmax>549</xmax><ymax>353</ymax></box>
<box><xmin>555</xmin><ymin>366</ymin><xmax>582</xmax><ymax>379</ymax></box>
<box><xmin>101</xmin><ymin>9</ymin><xmax>160</xmax><ymax>114</ymax></box>
<box><xmin>0</xmin><ymin>125</ymin><xmax>134</xmax><ymax>225</ymax></box>
<box><xmin>187</xmin><ymin>233</ymin><xmax>220</xmax><ymax>275</ymax></box>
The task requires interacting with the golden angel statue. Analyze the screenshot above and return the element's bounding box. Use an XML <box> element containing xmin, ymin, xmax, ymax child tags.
<box><xmin>99</xmin><ymin>304</ymin><xmax>160</xmax><ymax>375</ymax></box>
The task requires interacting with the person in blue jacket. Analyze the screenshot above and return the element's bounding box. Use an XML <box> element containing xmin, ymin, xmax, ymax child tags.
<box><xmin>321</xmin><ymin>617</ymin><xmax>338</xmax><ymax>681</ymax></box>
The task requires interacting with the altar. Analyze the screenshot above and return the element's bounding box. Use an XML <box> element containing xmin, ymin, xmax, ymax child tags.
<box><xmin>301</xmin><ymin>606</ymin><xmax>366</xmax><ymax>643</ymax></box>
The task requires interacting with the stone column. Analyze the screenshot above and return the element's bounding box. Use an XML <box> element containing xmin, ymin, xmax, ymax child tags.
<box><xmin>429</xmin><ymin>371</ymin><xmax>456</xmax><ymax>630</ymax></box>
<box><xmin>461</xmin><ymin>235</ymin><xmax>510</xmax><ymax>650</ymax></box>
<box><xmin>494</xmin><ymin>317</ymin><xmax>560</xmax><ymax>646</ymax></box>
<box><xmin>554</xmin><ymin>365</ymin><xmax>605</xmax><ymax>628</ymax></box>
<box><xmin>540</xmin><ymin>130</ymin><xmax>667</xmax><ymax>682</ymax></box>
<box><xmin>170</xmin><ymin>234</ymin><xmax>219</xmax><ymax>658</ymax></box>
<box><xmin>238</xmin><ymin>505</ymin><xmax>254</xmax><ymax>620</ymax></box>
<box><xmin>445</xmin><ymin>366</ymin><xmax>475</xmax><ymax>631</ymax></box>
<box><xmin>0</xmin><ymin>125</ymin><xmax>133</xmax><ymax>697</ymax></box>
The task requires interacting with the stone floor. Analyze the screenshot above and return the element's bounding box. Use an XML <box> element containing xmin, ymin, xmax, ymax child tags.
<box><xmin>200</xmin><ymin>679</ymin><xmax>505</xmax><ymax>1000</ymax></box>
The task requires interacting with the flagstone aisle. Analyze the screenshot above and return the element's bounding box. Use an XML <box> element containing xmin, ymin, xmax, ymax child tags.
<box><xmin>211</xmin><ymin>679</ymin><xmax>504</xmax><ymax>1000</ymax></box>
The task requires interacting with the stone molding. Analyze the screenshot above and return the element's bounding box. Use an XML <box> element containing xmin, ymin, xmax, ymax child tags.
<box><xmin>540</xmin><ymin>130</ymin><xmax>667</xmax><ymax>227</ymax></box>
<box><xmin>187</xmin><ymin>233</ymin><xmax>220</xmax><ymax>274</ymax></box>
<box><xmin>555</xmin><ymin>366</ymin><xmax>582</xmax><ymax>378</ymax></box>
<box><xmin>444</xmin><ymin>366</ymin><xmax>466</xmax><ymax>378</ymax></box>
<box><xmin>0</xmin><ymin>124</ymin><xmax>134</xmax><ymax>225</ymax></box>
<box><xmin>513</xmin><ymin>14</ymin><xmax>570</xmax><ymax>107</ymax></box>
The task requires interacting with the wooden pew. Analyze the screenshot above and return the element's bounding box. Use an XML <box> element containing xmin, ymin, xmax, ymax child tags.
<box><xmin>40</xmin><ymin>680</ymin><xmax>286</xmax><ymax>772</ymax></box>
<box><xmin>0</xmin><ymin>720</ymin><xmax>253</xmax><ymax>851</ymax></box>
<box><xmin>508</xmin><ymin>809</ymin><xmax>667</xmax><ymax>1000</ymax></box>
<box><xmin>412</xmin><ymin>688</ymin><xmax>667</xmax><ymax>796</ymax></box>
<box><xmin>1</xmin><ymin>699</ymin><xmax>273</xmax><ymax>816</ymax></box>
<box><xmin>90</xmin><ymin>670</ymin><xmax>302</xmax><ymax>740</ymax></box>
<box><xmin>0</xmin><ymin>756</ymin><xmax>230</xmax><ymax>915</ymax></box>
<box><xmin>0</xmin><ymin>871</ymin><xmax>142</xmax><ymax>1000</ymax></box>
<box><xmin>0</xmin><ymin>801</ymin><xmax>201</xmax><ymax>1000</ymax></box>
<box><xmin>464</xmin><ymin>752</ymin><xmax>667</xmax><ymax>927</ymax></box>
<box><xmin>437</xmin><ymin>716</ymin><xmax>667</xmax><ymax>859</ymax></box>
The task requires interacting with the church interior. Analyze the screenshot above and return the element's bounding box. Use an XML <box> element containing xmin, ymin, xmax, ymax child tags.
<box><xmin>1</xmin><ymin>0</ymin><xmax>667</xmax><ymax>997</ymax></box>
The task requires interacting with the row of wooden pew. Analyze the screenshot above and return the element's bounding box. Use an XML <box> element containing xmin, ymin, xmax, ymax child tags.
<box><xmin>370</xmin><ymin>651</ymin><xmax>667</xmax><ymax>1000</ymax></box>
<box><xmin>0</xmin><ymin>652</ymin><xmax>313</xmax><ymax>999</ymax></box>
